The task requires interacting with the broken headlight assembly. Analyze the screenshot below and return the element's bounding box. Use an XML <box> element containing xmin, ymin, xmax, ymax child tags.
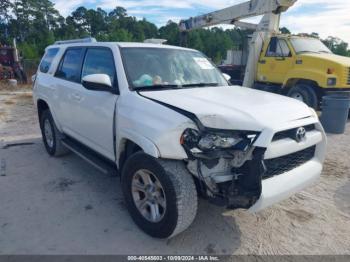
<box><xmin>180</xmin><ymin>128</ymin><xmax>259</xmax><ymax>159</ymax></box>
<box><xmin>180</xmin><ymin>128</ymin><xmax>264</xmax><ymax>209</ymax></box>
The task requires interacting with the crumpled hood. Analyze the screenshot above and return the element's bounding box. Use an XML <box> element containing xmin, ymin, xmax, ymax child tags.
<box><xmin>140</xmin><ymin>86</ymin><xmax>312</xmax><ymax>131</ymax></box>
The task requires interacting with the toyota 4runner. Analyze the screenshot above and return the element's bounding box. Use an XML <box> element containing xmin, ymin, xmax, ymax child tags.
<box><xmin>33</xmin><ymin>38</ymin><xmax>327</xmax><ymax>238</ymax></box>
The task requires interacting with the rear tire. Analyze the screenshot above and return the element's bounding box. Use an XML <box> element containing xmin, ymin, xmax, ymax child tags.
<box><xmin>40</xmin><ymin>110</ymin><xmax>69</xmax><ymax>157</ymax></box>
<box><xmin>121</xmin><ymin>152</ymin><xmax>198</xmax><ymax>238</ymax></box>
<box><xmin>287</xmin><ymin>84</ymin><xmax>318</xmax><ymax>109</ymax></box>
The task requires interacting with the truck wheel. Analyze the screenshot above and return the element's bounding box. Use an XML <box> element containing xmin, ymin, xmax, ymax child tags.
<box><xmin>287</xmin><ymin>84</ymin><xmax>318</xmax><ymax>109</ymax></box>
<box><xmin>121</xmin><ymin>152</ymin><xmax>198</xmax><ymax>238</ymax></box>
<box><xmin>40</xmin><ymin>110</ymin><xmax>69</xmax><ymax>157</ymax></box>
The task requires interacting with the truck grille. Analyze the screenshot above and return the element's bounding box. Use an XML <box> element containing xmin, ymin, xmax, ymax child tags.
<box><xmin>272</xmin><ymin>124</ymin><xmax>315</xmax><ymax>141</ymax></box>
<box><xmin>263</xmin><ymin>146</ymin><xmax>316</xmax><ymax>179</ymax></box>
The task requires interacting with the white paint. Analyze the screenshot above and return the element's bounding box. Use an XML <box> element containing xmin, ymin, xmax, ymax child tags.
<box><xmin>82</xmin><ymin>74</ymin><xmax>112</xmax><ymax>88</ymax></box>
<box><xmin>33</xmin><ymin>41</ymin><xmax>327</xmax><ymax>216</ymax></box>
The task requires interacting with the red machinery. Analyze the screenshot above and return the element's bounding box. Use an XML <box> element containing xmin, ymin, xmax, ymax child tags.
<box><xmin>0</xmin><ymin>42</ymin><xmax>27</xmax><ymax>83</ymax></box>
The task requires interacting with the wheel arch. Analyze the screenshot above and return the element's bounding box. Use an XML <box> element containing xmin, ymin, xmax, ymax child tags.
<box><xmin>36</xmin><ymin>98</ymin><xmax>64</xmax><ymax>131</ymax></box>
<box><xmin>282</xmin><ymin>78</ymin><xmax>323</xmax><ymax>97</ymax></box>
<box><xmin>117</xmin><ymin>134</ymin><xmax>160</xmax><ymax>171</ymax></box>
<box><xmin>37</xmin><ymin>99</ymin><xmax>50</xmax><ymax>125</ymax></box>
<box><xmin>283</xmin><ymin>68</ymin><xmax>325</xmax><ymax>88</ymax></box>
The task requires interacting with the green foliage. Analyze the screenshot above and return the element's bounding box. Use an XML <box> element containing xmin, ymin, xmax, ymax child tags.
<box><xmin>18</xmin><ymin>42</ymin><xmax>39</xmax><ymax>59</ymax></box>
<box><xmin>280</xmin><ymin>27</ymin><xmax>291</xmax><ymax>34</ymax></box>
<box><xmin>322</xmin><ymin>36</ymin><xmax>349</xmax><ymax>56</ymax></box>
<box><xmin>1</xmin><ymin>1</ymin><xmax>349</xmax><ymax>61</ymax></box>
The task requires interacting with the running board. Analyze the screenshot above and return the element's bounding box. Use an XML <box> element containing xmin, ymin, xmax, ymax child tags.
<box><xmin>62</xmin><ymin>137</ymin><xmax>118</xmax><ymax>176</ymax></box>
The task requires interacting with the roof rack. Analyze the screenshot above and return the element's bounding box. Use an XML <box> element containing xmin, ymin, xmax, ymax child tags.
<box><xmin>144</xmin><ymin>39</ymin><xmax>167</xmax><ymax>44</ymax></box>
<box><xmin>54</xmin><ymin>37</ymin><xmax>97</xmax><ymax>45</ymax></box>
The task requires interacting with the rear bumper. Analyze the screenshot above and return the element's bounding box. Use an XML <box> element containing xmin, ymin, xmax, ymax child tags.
<box><xmin>248</xmin><ymin>158</ymin><xmax>322</xmax><ymax>213</ymax></box>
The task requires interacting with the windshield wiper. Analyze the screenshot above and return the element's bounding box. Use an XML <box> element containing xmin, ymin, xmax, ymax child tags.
<box><xmin>135</xmin><ymin>84</ymin><xmax>183</xmax><ymax>91</ymax></box>
<box><xmin>135</xmin><ymin>83</ymin><xmax>220</xmax><ymax>91</ymax></box>
<box><xmin>181</xmin><ymin>83</ymin><xmax>220</xmax><ymax>88</ymax></box>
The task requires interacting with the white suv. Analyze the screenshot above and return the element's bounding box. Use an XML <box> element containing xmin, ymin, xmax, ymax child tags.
<box><xmin>33</xmin><ymin>38</ymin><xmax>327</xmax><ymax>238</ymax></box>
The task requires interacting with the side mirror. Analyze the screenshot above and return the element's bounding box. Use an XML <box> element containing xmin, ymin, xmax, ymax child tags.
<box><xmin>82</xmin><ymin>74</ymin><xmax>112</xmax><ymax>91</ymax></box>
<box><xmin>223</xmin><ymin>73</ymin><xmax>231</xmax><ymax>82</ymax></box>
<box><xmin>269</xmin><ymin>37</ymin><xmax>278</xmax><ymax>53</ymax></box>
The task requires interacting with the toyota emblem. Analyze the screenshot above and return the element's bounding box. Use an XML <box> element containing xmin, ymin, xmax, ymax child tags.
<box><xmin>295</xmin><ymin>127</ymin><xmax>306</xmax><ymax>142</ymax></box>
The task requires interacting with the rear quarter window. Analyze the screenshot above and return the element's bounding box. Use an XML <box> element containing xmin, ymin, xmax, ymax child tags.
<box><xmin>40</xmin><ymin>48</ymin><xmax>59</xmax><ymax>73</ymax></box>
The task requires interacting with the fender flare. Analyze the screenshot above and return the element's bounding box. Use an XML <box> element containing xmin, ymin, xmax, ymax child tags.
<box><xmin>35</xmin><ymin>95</ymin><xmax>64</xmax><ymax>132</ymax></box>
<box><xmin>117</xmin><ymin>129</ymin><xmax>160</xmax><ymax>165</ymax></box>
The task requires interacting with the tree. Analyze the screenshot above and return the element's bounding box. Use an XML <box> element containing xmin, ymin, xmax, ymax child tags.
<box><xmin>159</xmin><ymin>22</ymin><xmax>180</xmax><ymax>46</ymax></box>
<box><xmin>0</xmin><ymin>0</ymin><xmax>12</xmax><ymax>24</ymax></box>
<box><xmin>323</xmin><ymin>36</ymin><xmax>349</xmax><ymax>56</ymax></box>
<box><xmin>36</xmin><ymin>0</ymin><xmax>60</xmax><ymax>30</ymax></box>
<box><xmin>70</xmin><ymin>6</ymin><xmax>90</xmax><ymax>36</ymax></box>
<box><xmin>280</xmin><ymin>27</ymin><xmax>291</xmax><ymax>34</ymax></box>
<box><xmin>0</xmin><ymin>0</ymin><xmax>13</xmax><ymax>42</ymax></box>
<box><xmin>109</xmin><ymin>7</ymin><xmax>127</xmax><ymax>19</ymax></box>
<box><xmin>2</xmin><ymin>1</ymin><xmax>349</xmax><ymax>60</ymax></box>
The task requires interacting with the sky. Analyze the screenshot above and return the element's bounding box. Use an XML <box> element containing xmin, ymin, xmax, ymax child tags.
<box><xmin>52</xmin><ymin>0</ymin><xmax>350</xmax><ymax>44</ymax></box>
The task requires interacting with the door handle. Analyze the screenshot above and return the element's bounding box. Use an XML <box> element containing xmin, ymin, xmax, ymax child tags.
<box><xmin>275</xmin><ymin>57</ymin><xmax>286</xmax><ymax>61</ymax></box>
<box><xmin>259</xmin><ymin>60</ymin><xmax>266</xmax><ymax>64</ymax></box>
<box><xmin>72</xmin><ymin>93</ymin><xmax>82</xmax><ymax>101</ymax></box>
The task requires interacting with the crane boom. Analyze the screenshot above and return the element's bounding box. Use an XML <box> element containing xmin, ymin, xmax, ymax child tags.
<box><xmin>179</xmin><ymin>0</ymin><xmax>297</xmax><ymax>88</ymax></box>
<box><xmin>179</xmin><ymin>0</ymin><xmax>296</xmax><ymax>32</ymax></box>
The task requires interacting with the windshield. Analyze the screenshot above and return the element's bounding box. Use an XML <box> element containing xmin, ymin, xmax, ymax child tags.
<box><xmin>121</xmin><ymin>47</ymin><xmax>228</xmax><ymax>90</ymax></box>
<box><xmin>290</xmin><ymin>38</ymin><xmax>332</xmax><ymax>54</ymax></box>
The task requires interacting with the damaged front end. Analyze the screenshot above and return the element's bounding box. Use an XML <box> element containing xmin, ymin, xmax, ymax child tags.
<box><xmin>181</xmin><ymin>128</ymin><xmax>266</xmax><ymax>209</ymax></box>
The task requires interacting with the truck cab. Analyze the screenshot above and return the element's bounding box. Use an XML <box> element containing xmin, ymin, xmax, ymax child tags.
<box><xmin>256</xmin><ymin>35</ymin><xmax>350</xmax><ymax>108</ymax></box>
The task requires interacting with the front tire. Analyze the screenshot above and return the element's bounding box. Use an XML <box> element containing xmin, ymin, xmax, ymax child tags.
<box><xmin>287</xmin><ymin>84</ymin><xmax>318</xmax><ymax>109</ymax></box>
<box><xmin>40</xmin><ymin>110</ymin><xmax>69</xmax><ymax>157</ymax></box>
<box><xmin>121</xmin><ymin>152</ymin><xmax>198</xmax><ymax>238</ymax></box>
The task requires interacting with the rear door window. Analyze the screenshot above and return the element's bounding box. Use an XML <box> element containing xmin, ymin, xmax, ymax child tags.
<box><xmin>40</xmin><ymin>48</ymin><xmax>59</xmax><ymax>73</ymax></box>
<box><xmin>55</xmin><ymin>48</ymin><xmax>85</xmax><ymax>83</ymax></box>
<box><xmin>81</xmin><ymin>48</ymin><xmax>116</xmax><ymax>85</ymax></box>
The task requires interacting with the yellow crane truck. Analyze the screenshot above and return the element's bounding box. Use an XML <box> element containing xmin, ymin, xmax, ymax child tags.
<box><xmin>254</xmin><ymin>34</ymin><xmax>350</xmax><ymax>109</ymax></box>
<box><xmin>179</xmin><ymin>0</ymin><xmax>350</xmax><ymax>109</ymax></box>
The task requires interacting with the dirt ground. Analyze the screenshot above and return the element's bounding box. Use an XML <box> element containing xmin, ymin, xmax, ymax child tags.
<box><xmin>0</xmin><ymin>86</ymin><xmax>350</xmax><ymax>255</ymax></box>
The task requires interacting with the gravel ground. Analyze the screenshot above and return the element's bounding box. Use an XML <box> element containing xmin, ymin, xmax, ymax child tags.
<box><xmin>0</xmin><ymin>89</ymin><xmax>349</xmax><ymax>255</ymax></box>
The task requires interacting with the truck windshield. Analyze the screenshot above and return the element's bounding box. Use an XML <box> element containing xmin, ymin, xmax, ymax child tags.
<box><xmin>290</xmin><ymin>38</ymin><xmax>332</xmax><ymax>54</ymax></box>
<box><xmin>121</xmin><ymin>47</ymin><xmax>227</xmax><ymax>90</ymax></box>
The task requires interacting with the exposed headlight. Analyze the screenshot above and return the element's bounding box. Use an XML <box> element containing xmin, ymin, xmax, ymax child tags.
<box><xmin>180</xmin><ymin>128</ymin><xmax>257</xmax><ymax>153</ymax></box>
<box><xmin>180</xmin><ymin>128</ymin><xmax>200</xmax><ymax>149</ymax></box>
<box><xmin>327</xmin><ymin>78</ymin><xmax>337</xmax><ymax>86</ymax></box>
<box><xmin>198</xmin><ymin>134</ymin><xmax>241</xmax><ymax>150</ymax></box>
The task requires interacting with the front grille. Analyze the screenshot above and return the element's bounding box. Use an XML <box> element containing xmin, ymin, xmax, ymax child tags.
<box><xmin>263</xmin><ymin>146</ymin><xmax>316</xmax><ymax>179</ymax></box>
<box><xmin>272</xmin><ymin>124</ymin><xmax>315</xmax><ymax>141</ymax></box>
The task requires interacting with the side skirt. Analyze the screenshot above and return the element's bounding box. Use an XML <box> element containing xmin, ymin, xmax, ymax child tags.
<box><xmin>62</xmin><ymin>136</ymin><xmax>119</xmax><ymax>176</ymax></box>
